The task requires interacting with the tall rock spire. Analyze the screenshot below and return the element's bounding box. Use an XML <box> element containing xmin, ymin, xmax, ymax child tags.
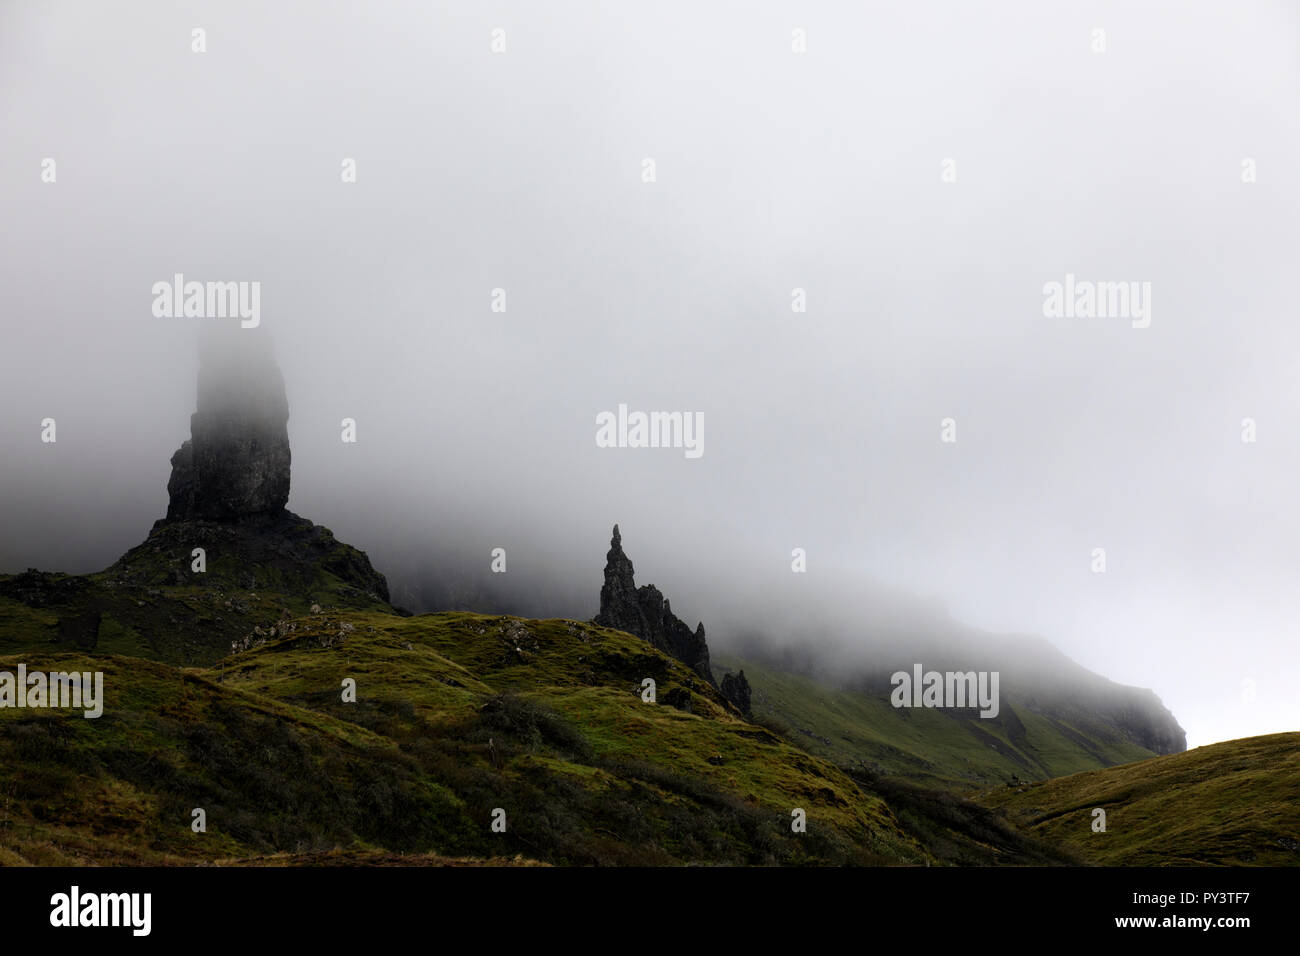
<box><xmin>166</xmin><ymin>328</ymin><xmax>291</xmax><ymax>521</ymax></box>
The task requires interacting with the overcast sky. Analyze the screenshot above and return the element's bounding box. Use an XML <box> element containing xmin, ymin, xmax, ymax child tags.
<box><xmin>2</xmin><ymin>1</ymin><xmax>1298</xmax><ymax>749</ymax></box>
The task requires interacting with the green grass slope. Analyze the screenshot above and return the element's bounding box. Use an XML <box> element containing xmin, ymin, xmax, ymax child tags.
<box><xmin>715</xmin><ymin>654</ymin><xmax>1160</xmax><ymax>790</ymax></box>
<box><xmin>214</xmin><ymin>610</ymin><xmax>924</xmax><ymax>864</ymax></box>
<box><xmin>0</xmin><ymin>609</ymin><xmax>1079</xmax><ymax>866</ymax></box>
<box><xmin>974</xmin><ymin>733</ymin><xmax>1300</xmax><ymax>865</ymax></box>
<box><xmin>0</xmin><ymin>612</ymin><xmax>906</xmax><ymax>865</ymax></box>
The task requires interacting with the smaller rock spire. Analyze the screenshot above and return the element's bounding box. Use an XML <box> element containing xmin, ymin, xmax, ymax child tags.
<box><xmin>720</xmin><ymin>670</ymin><xmax>752</xmax><ymax>717</ymax></box>
<box><xmin>593</xmin><ymin>524</ymin><xmax>714</xmax><ymax>684</ymax></box>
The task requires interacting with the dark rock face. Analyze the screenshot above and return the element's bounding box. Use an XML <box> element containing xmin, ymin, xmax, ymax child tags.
<box><xmin>594</xmin><ymin>525</ymin><xmax>714</xmax><ymax>683</ymax></box>
<box><xmin>720</xmin><ymin>670</ymin><xmax>752</xmax><ymax>717</ymax></box>
<box><xmin>166</xmin><ymin>330</ymin><xmax>291</xmax><ymax>521</ymax></box>
<box><xmin>147</xmin><ymin>331</ymin><xmax>391</xmax><ymax>610</ymax></box>
<box><xmin>593</xmin><ymin>525</ymin><xmax>643</xmax><ymax>636</ymax></box>
<box><xmin>116</xmin><ymin>510</ymin><xmax>391</xmax><ymax>606</ymax></box>
<box><xmin>1110</xmin><ymin>696</ymin><xmax>1187</xmax><ymax>755</ymax></box>
<box><xmin>0</xmin><ymin>331</ymin><xmax>392</xmax><ymax>665</ymax></box>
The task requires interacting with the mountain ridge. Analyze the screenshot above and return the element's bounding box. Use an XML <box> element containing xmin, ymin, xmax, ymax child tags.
<box><xmin>0</xmin><ymin>335</ymin><xmax>1224</xmax><ymax>868</ymax></box>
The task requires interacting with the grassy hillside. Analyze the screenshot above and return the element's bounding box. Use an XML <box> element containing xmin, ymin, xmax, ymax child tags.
<box><xmin>0</xmin><ymin>609</ymin><xmax>1079</xmax><ymax>866</ymax></box>
<box><xmin>3</xmin><ymin>518</ymin><xmax>1271</xmax><ymax>868</ymax></box>
<box><xmin>975</xmin><ymin>733</ymin><xmax>1300</xmax><ymax>865</ymax></box>
<box><xmin>715</xmin><ymin>654</ymin><xmax>1158</xmax><ymax>790</ymax></box>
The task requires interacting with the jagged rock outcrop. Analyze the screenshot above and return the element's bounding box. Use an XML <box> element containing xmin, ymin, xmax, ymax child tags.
<box><xmin>720</xmin><ymin>670</ymin><xmax>752</xmax><ymax>717</ymax></box>
<box><xmin>166</xmin><ymin>329</ymin><xmax>291</xmax><ymax>521</ymax></box>
<box><xmin>593</xmin><ymin>525</ymin><xmax>644</xmax><ymax>636</ymax></box>
<box><xmin>594</xmin><ymin>525</ymin><xmax>714</xmax><ymax>683</ymax></box>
